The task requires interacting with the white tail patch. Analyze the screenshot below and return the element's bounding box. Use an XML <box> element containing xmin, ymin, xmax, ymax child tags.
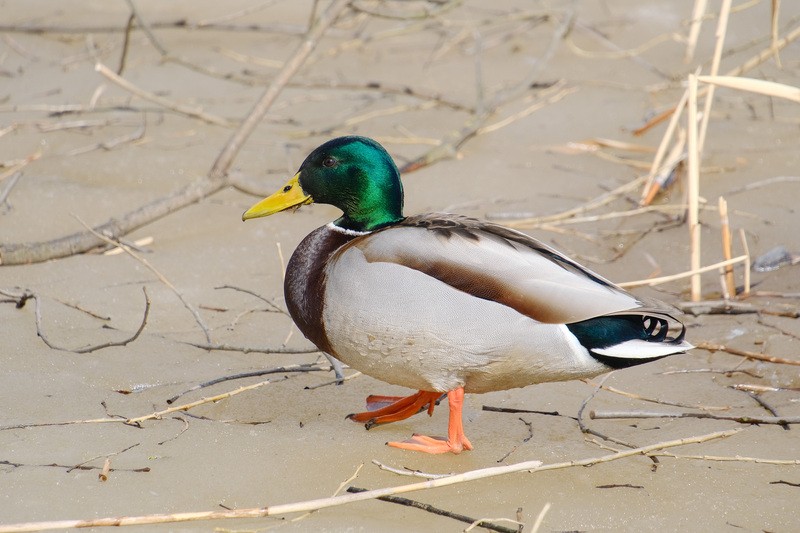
<box><xmin>592</xmin><ymin>339</ymin><xmax>694</xmax><ymax>359</ymax></box>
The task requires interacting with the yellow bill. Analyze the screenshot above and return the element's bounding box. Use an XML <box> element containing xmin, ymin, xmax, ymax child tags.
<box><xmin>242</xmin><ymin>173</ymin><xmax>313</xmax><ymax>221</ymax></box>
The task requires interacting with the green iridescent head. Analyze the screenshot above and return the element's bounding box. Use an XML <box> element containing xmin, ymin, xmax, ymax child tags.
<box><xmin>242</xmin><ymin>136</ymin><xmax>404</xmax><ymax>232</ymax></box>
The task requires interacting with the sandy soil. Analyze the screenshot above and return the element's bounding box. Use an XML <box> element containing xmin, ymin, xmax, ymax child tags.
<box><xmin>2</xmin><ymin>1</ymin><xmax>800</xmax><ymax>531</ymax></box>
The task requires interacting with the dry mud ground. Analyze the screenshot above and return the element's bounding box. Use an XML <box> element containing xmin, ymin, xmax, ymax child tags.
<box><xmin>1</xmin><ymin>1</ymin><xmax>800</xmax><ymax>531</ymax></box>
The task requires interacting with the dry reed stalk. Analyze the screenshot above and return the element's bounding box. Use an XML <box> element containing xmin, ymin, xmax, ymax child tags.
<box><xmin>503</xmin><ymin>176</ymin><xmax>647</xmax><ymax>228</ymax></box>
<box><xmin>718</xmin><ymin>197</ymin><xmax>736</xmax><ymax>298</ymax></box>
<box><xmin>696</xmin><ymin>0</ymin><xmax>732</xmax><ymax>155</ymax></box>
<box><xmin>640</xmin><ymin>87</ymin><xmax>688</xmax><ymax>205</ymax></box>
<box><xmin>0</xmin><ymin>430</ymin><xmax>739</xmax><ymax>532</ymax></box>
<box><xmin>636</xmin><ymin>21</ymin><xmax>800</xmax><ymax>136</ymax></box>
<box><xmin>697</xmin><ymin>75</ymin><xmax>800</xmax><ymax>102</ymax></box>
<box><xmin>687</xmin><ymin>73</ymin><xmax>702</xmax><ymax>301</ymax></box>
<box><xmin>103</xmin><ymin>237</ymin><xmax>154</xmax><ymax>256</ymax></box>
<box><xmin>99</xmin><ymin>459</ymin><xmax>111</xmax><ymax>482</ymax></box>
<box><xmin>684</xmin><ymin>0</ymin><xmax>708</xmax><ymax>63</ymax></box>
<box><xmin>617</xmin><ymin>254</ymin><xmax>748</xmax><ymax>289</ymax></box>
<box><xmin>696</xmin><ymin>341</ymin><xmax>800</xmax><ymax>366</ymax></box>
<box><xmin>125</xmin><ymin>378</ymin><xmax>277</xmax><ymax>426</ymax></box>
<box><xmin>771</xmin><ymin>0</ymin><xmax>783</xmax><ymax>68</ymax></box>
<box><xmin>0</xmin><ymin>150</ymin><xmax>41</xmax><ymax>182</ymax></box>
<box><xmin>738</xmin><ymin>228</ymin><xmax>751</xmax><ymax>296</ymax></box>
<box><xmin>530</xmin><ymin>503</ymin><xmax>552</xmax><ymax>533</ymax></box>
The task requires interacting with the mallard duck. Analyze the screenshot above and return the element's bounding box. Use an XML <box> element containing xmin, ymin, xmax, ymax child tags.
<box><xmin>243</xmin><ymin>136</ymin><xmax>692</xmax><ymax>454</ymax></box>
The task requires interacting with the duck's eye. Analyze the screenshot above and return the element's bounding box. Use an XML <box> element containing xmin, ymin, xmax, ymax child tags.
<box><xmin>322</xmin><ymin>156</ymin><xmax>337</xmax><ymax>168</ymax></box>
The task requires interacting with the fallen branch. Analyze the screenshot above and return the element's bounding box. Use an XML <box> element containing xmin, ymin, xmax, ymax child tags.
<box><xmin>0</xmin><ymin>429</ymin><xmax>739</xmax><ymax>532</ymax></box>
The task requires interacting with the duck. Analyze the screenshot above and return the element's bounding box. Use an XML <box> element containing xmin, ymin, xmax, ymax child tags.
<box><xmin>242</xmin><ymin>135</ymin><xmax>692</xmax><ymax>454</ymax></box>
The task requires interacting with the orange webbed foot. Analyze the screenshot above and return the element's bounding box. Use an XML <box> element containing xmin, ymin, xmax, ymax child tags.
<box><xmin>346</xmin><ymin>390</ymin><xmax>443</xmax><ymax>428</ymax></box>
<box><xmin>387</xmin><ymin>387</ymin><xmax>473</xmax><ymax>455</ymax></box>
<box><xmin>388</xmin><ymin>432</ymin><xmax>473</xmax><ymax>454</ymax></box>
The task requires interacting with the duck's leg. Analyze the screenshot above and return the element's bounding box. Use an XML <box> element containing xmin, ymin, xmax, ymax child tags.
<box><xmin>388</xmin><ymin>387</ymin><xmax>473</xmax><ymax>454</ymax></box>
<box><xmin>347</xmin><ymin>390</ymin><xmax>442</xmax><ymax>428</ymax></box>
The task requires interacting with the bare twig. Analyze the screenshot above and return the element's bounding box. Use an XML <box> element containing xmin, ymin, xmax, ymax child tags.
<box><xmin>346</xmin><ymin>486</ymin><xmax>520</xmax><ymax>533</ymax></box>
<box><xmin>575</xmin><ymin>373</ymin><xmax>651</xmax><ymax>456</ymax></box>
<box><xmin>126</xmin><ymin>377</ymin><xmax>283</xmax><ymax>427</ymax></box>
<box><xmin>165</xmin><ymin>363</ymin><xmax>329</xmax><ymax>404</ymax></box>
<box><xmin>73</xmin><ymin>216</ymin><xmax>211</xmax><ymax>343</ymax></box>
<box><xmin>117</xmin><ymin>13</ymin><xmax>135</xmax><ymax>74</ymax></box>
<box><xmin>0</xmin><ymin>459</ymin><xmax>149</xmax><ymax>475</ymax></box>
<box><xmin>370</xmin><ymin>460</ymin><xmax>452</xmax><ymax>480</ymax></box>
<box><xmin>482</xmin><ymin>406</ymin><xmax>564</xmax><ymax>418</ymax></box>
<box><xmin>34</xmin><ymin>288</ymin><xmax>150</xmax><ymax>353</ymax></box>
<box><xmin>64</xmin><ymin>119</ymin><xmax>146</xmax><ymax>156</ymax></box>
<box><xmin>95</xmin><ymin>63</ymin><xmax>233</xmax><ymax>127</ymax></box>
<box><xmin>123</xmin><ymin>0</ymin><xmax>168</xmax><ymax>56</ymax></box>
<box><xmin>183</xmin><ymin>341</ymin><xmax>318</xmax><ymax>355</ymax></box>
<box><xmin>0</xmin><ymin>151</ymin><xmax>41</xmax><ymax>182</ymax></box>
<box><xmin>591</xmin><ymin>383</ymin><xmax>732</xmax><ymax>412</ymax></box>
<box><xmin>590</xmin><ymin>410</ymin><xmax>800</xmax><ymax>425</ymax></box>
<box><xmin>695</xmin><ymin>341</ymin><xmax>800</xmax><ymax>366</ymax></box>
<box><xmin>678</xmin><ymin>299</ymin><xmax>799</xmax><ymax>318</ymax></box>
<box><xmin>0</xmin><ymin>171</ymin><xmax>22</xmax><ymax>207</ymax></box>
<box><xmin>215</xmin><ymin>284</ymin><xmax>287</xmax><ymax>315</ymax></box>
<box><xmin>726</xmin><ymin>175</ymin><xmax>800</xmax><ymax>196</ymax></box>
<box><xmin>305</xmin><ymin>371</ymin><xmax>361</xmax><ymax>390</ymax></box>
<box><xmin>745</xmin><ymin>391</ymin><xmax>790</xmax><ymax>431</ymax></box>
